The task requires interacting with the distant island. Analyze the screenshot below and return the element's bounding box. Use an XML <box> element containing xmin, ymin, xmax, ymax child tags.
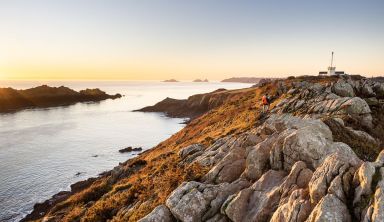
<box><xmin>0</xmin><ymin>85</ymin><xmax>122</xmax><ymax>113</ymax></box>
<box><xmin>193</xmin><ymin>79</ymin><xmax>209</xmax><ymax>82</ymax></box>
<box><xmin>163</xmin><ymin>79</ymin><xmax>179</xmax><ymax>82</ymax></box>
<box><xmin>221</xmin><ymin>77</ymin><xmax>265</xmax><ymax>83</ymax></box>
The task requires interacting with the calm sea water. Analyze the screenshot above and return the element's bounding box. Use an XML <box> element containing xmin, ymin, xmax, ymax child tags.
<box><xmin>0</xmin><ymin>80</ymin><xmax>251</xmax><ymax>221</ymax></box>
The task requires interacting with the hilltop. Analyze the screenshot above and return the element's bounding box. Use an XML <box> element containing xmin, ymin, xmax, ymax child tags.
<box><xmin>0</xmin><ymin>85</ymin><xmax>122</xmax><ymax>113</ymax></box>
<box><xmin>221</xmin><ymin>77</ymin><xmax>277</xmax><ymax>84</ymax></box>
<box><xmin>25</xmin><ymin>75</ymin><xmax>384</xmax><ymax>222</ymax></box>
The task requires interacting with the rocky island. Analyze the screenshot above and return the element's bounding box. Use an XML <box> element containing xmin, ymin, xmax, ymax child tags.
<box><xmin>163</xmin><ymin>79</ymin><xmax>179</xmax><ymax>82</ymax></box>
<box><xmin>193</xmin><ymin>79</ymin><xmax>209</xmax><ymax>82</ymax></box>
<box><xmin>25</xmin><ymin>75</ymin><xmax>384</xmax><ymax>222</ymax></box>
<box><xmin>0</xmin><ymin>85</ymin><xmax>122</xmax><ymax>113</ymax></box>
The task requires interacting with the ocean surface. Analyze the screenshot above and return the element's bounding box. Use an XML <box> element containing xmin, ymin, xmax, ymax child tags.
<box><xmin>0</xmin><ymin>80</ymin><xmax>251</xmax><ymax>222</ymax></box>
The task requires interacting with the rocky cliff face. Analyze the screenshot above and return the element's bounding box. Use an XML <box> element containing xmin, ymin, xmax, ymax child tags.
<box><xmin>25</xmin><ymin>75</ymin><xmax>384</xmax><ymax>222</ymax></box>
<box><xmin>0</xmin><ymin>85</ymin><xmax>122</xmax><ymax>113</ymax></box>
<box><xmin>136</xmin><ymin>88</ymin><xmax>230</xmax><ymax>119</ymax></box>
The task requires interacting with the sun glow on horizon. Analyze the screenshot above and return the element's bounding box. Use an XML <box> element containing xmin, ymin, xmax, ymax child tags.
<box><xmin>1</xmin><ymin>0</ymin><xmax>383</xmax><ymax>81</ymax></box>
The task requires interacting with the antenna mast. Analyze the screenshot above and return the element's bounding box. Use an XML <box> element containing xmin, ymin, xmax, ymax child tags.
<box><xmin>330</xmin><ymin>51</ymin><xmax>334</xmax><ymax>67</ymax></box>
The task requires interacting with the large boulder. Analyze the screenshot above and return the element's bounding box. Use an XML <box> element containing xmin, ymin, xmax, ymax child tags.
<box><xmin>166</xmin><ymin>179</ymin><xmax>250</xmax><ymax>222</ymax></box>
<box><xmin>269</xmin><ymin>120</ymin><xmax>359</xmax><ymax>171</ymax></box>
<box><xmin>306</xmin><ymin>194</ymin><xmax>351</xmax><ymax>222</ymax></box>
<box><xmin>373</xmin><ymin>82</ymin><xmax>384</xmax><ymax>98</ymax></box>
<box><xmin>270</xmin><ymin>189</ymin><xmax>311</xmax><ymax>222</ymax></box>
<box><xmin>323</xmin><ymin>118</ymin><xmax>380</xmax><ymax>160</ymax></box>
<box><xmin>178</xmin><ymin>144</ymin><xmax>204</xmax><ymax>159</ymax></box>
<box><xmin>203</xmin><ymin>145</ymin><xmax>246</xmax><ymax>184</ymax></box>
<box><xmin>361</xmin><ymin>83</ymin><xmax>376</xmax><ymax>97</ymax></box>
<box><xmin>278</xmin><ymin>161</ymin><xmax>313</xmax><ymax>204</ymax></box>
<box><xmin>363</xmin><ymin>168</ymin><xmax>384</xmax><ymax>222</ymax></box>
<box><xmin>353</xmin><ymin>150</ymin><xmax>384</xmax><ymax>220</ymax></box>
<box><xmin>332</xmin><ymin>80</ymin><xmax>355</xmax><ymax>97</ymax></box>
<box><xmin>309</xmin><ymin>153</ymin><xmax>359</xmax><ymax>205</ymax></box>
<box><xmin>225</xmin><ymin>162</ymin><xmax>313</xmax><ymax>222</ymax></box>
<box><xmin>241</xmin><ymin>133</ymin><xmax>279</xmax><ymax>181</ymax></box>
<box><xmin>194</xmin><ymin>136</ymin><xmax>238</xmax><ymax>167</ymax></box>
<box><xmin>223</xmin><ymin>170</ymin><xmax>286</xmax><ymax>222</ymax></box>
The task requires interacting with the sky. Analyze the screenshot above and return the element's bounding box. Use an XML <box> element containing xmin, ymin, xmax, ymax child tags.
<box><xmin>0</xmin><ymin>0</ymin><xmax>383</xmax><ymax>80</ymax></box>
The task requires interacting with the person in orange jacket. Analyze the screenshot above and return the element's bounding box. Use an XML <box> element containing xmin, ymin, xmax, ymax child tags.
<box><xmin>261</xmin><ymin>93</ymin><xmax>270</xmax><ymax>113</ymax></box>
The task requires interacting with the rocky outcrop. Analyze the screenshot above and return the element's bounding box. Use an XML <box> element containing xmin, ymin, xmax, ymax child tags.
<box><xmin>306</xmin><ymin>194</ymin><xmax>351</xmax><ymax>222</ymax></box>
<box><xmin>0</xmin><ymin>85</ymin><xmax>122</xmax><ymax>113</ymax></box>
<box><xmin>332</xmin><ymin>79</ymin><xmax>355</xmax><ymax>97</ymax></box>
<box><xmin>136</xmin><ymin>88</ymin><xmax>230</xmax><ymax>119</ymax></box>
<box><xmin>140</xmin><ymin>113</ymin><xmax>382</xmax><ymax>222</ymax></box>
<box><xmin>165</xmin><ymin>179</ymin><xmax>250</xmax><ymax>222</ymax></box>
<box><xmin>223</xmin><ymin>170</ymin><xmax>286</xmax><ymax>222</ymax></box>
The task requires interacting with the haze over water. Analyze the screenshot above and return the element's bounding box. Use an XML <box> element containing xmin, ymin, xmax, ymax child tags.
<box><xmin>0</xmin><ymin>81</ymin><xmax>251</xmax><ymax>222</ymax></box>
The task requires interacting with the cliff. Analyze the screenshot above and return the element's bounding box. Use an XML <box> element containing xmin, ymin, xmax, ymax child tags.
<box><xmin>135</xmin><ymin>88</ymin><xmax>229</xmax><ymax>119</ymax></box>
<box><xmin>0</xmin><ymin>85</ymin><xmax>122</xmax><ymax>113</ymax></box>
<box><xmin>25</xmin><ymin>75</ymin><xmax>384</xmax><ymax>222</ymax></box>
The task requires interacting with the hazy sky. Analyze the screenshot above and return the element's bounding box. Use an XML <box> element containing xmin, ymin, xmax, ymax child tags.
<box><xmin>0</xmin><ymin>0</ymin><xmax>383</xmax><ymax>80</ymax></box>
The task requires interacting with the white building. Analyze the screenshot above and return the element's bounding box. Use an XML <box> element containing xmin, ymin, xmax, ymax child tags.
<box><xmin>319</xmin><ymin>52</ymin><xmax>345</xmax><ymax>75</ymax></box>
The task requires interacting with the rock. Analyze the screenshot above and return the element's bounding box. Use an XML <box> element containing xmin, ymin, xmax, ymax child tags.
<box><xmin>194</xmin><ymin>136</ymin><xmax>238</xmax><ymax>167</ymax></box>
<box><xmin>265</xmin><ymin>114</ymin><xmax>332</xmax><ymax>138</ymax></box>
<box><xmin>270</xmin><ymin>189</ymin><xmax>311</xmax><ymax>222</ymax></box>
<box><xmin>203</xmin><ymin>145</ymin><xmax>246</xmax><ymax>184</ymax></box>
<box><xmin>270</xmin><ymin>120</ymin><xmax>332</xmax><ymax>170</ymax></box>
<box><xmin>361</xmin><ymin>83</ymin><xmax>376</xmax><ymax>97</ymax></box>
<box><xmin>119</xmin><ymin>147</ymin><xmax>143</xmax><ymax>153</ymax></box>
<box><xmin>241</xmin><ymin>133</ymin><xmax>279</xmax><ymax>181</ymax></box>
<box><xmin>332</xmin><ymin>80</ymin><xmax>355</xmax><ymax>97</ymax></box>
<box><xmin>306</xmin><ymin>194</ymin><xmax>351</xmax><ymax>222</ymax></box>
<box><xmin>279</xmin><ymin>161</ymin><xmax>313</xmax><ymax>204</ymax></box>
<box><xmin>138</xmin><ymin>205</ymin><xmax>175</xmax><ymax>222</ymax></box>
<box><xmin>178</xmin><ymin>144</ymin><xmax>204</xmax><ymax>159</ymax></box>
<box><xmin>365</xmin><ymin>97</ymin><xmax>380</xmax><ymax>106</ymax></box>
<box><xmin>323</xmin><ymin>117</ymin><xmax>380</xmax><ymax>160</ymax></box>
<box><xmin>373</xmin><ymin>82</ymin><xmax>384</xmax><ymax>98</ymax></box>
<box><xmin>353</xmin><ymin>151</ymin><xmax>384</xmax><ymax>219</ymax></box>
<box><xmin>340</xmin><ymin>97</ymin><xmax>371</xmax><ymax>115</ymax></box>
<box><xmin>368</xmin><ymin>168</ymin><xmax>384</xmax><ymax>222</ymax></box>
<box><xmin>309</xmin><ymin>153</ymin><xmax>358</xmax><ymax>205</ymax></box>
<box><xmin>223</xmin><ymin>170</ymin><xmax>286</xmax><ymax>222</ymax></box>
<box><xmin>166</xmin><ymin>179</ymin><xmax>250</xmax><ymax>222</ymax></box>
<box><xmin>241</xmin><ymin>131</ymin><xmax>263</xmax><ymax>147</ymax></box>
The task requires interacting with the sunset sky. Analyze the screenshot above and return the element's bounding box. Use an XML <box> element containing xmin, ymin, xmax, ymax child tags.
<box><xmin>0</xmin><ymin>0</ymin><xmax>383</xmax><ymax>80</ymax></box>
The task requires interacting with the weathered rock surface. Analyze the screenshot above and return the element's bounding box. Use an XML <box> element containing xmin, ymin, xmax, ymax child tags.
<box><xmin>306</xmin><ymin>194</ymin><xmax>351</xmax><ymax>222</ymax></box>
<box><xmin>332</xmin><ymin>79</ymin><xmax>355</xmax><ymax>97</ymax></box>
<box><xmin>166</xmin><ymin>179</ymin><xmax>250</xmax><ymax>222</ymax></box>
<box><xmin>223</xmin><ymin>170</ymin><xmax>286</xmax><ymax>222</ymax></box>
<box><xmin>150</xmin><ymin>112</ymin><xmax>383</xmax><ymax>222</ymax></box>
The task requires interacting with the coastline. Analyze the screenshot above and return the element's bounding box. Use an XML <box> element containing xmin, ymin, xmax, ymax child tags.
<box><xmin>23</xmin><ymin>75</ymin><xmax>384</xmax><ymax>221</ymax></box>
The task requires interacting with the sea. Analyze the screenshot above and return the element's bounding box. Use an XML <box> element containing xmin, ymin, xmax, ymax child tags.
<box><xmin>0</xmin><ymin>80</ymin><xmax>251</xmax><ymax>222</ymax></box>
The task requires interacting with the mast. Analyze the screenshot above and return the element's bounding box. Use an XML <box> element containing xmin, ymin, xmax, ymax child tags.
<box><xmin>330</xmin><ymin>51</ymin><xmax>334</xmax><ymax>67</ymax></box>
